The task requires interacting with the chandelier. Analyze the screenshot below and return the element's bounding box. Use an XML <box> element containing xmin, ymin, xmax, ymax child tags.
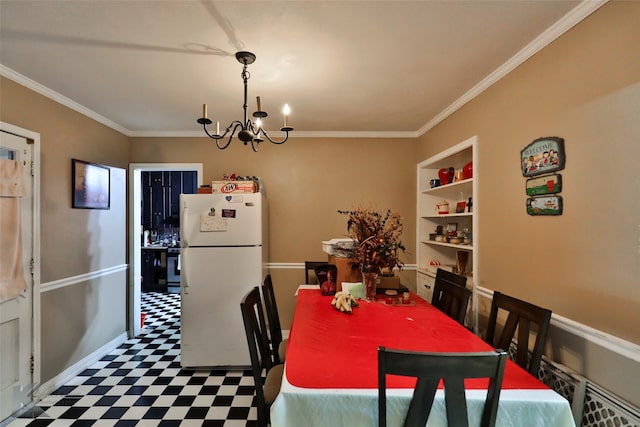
<box><xmin>197</xmin><ymin>51</ymin><xmax>293</xmax><ymax>152</ymax></box>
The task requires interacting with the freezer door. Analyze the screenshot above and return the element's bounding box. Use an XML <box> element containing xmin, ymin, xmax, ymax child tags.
<box><xmin>180</xmin><ymin>246</ymin><xmax>263</xmax><ymax>368</ymax></box>
<box><xmin>180</xmin><ymin>193</ymin><xmax>263</xmax><ymax>247</ymax></box>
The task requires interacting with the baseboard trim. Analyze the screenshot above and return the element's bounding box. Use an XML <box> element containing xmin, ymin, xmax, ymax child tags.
<box><xmin>40</xmin><ymin>264</ymin><xmax>128</xmax><ymax>293</ymax></box>
<box><xmin>33</xmin><ymin>332</ymin><xmax>128</xmax><ymax>402</ymax></box>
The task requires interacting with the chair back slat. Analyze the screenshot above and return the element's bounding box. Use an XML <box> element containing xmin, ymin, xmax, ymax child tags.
<box><xmin>443</xmin><ymin>379</ymin><xmax>469</xmax><ymax>427</ymax></box>
<box><xmin>262</xmin><ymin>274</ymin><xmax>283</xmax><ymax>364</ymax></box>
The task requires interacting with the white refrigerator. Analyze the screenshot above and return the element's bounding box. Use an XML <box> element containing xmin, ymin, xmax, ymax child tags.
<box><xmin>179</xmin><ymin>191</ymin><xmax>268</xmax><ymax>368</ymax></box>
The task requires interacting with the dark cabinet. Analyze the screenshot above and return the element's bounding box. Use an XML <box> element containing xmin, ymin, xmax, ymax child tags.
<box><xmin>141</xmin><ymin>249</ymin><xmax>167</xmax><ymax>292</ymax></box>
<box><xmin>141</xmin><ymin>171</ymin><xmax>197</xmax><ymax>233</ymax></box>
<box><xmin>166</xmin><ymin>249</ymin><xmax>180</xmax><ymax>294</ymax></box>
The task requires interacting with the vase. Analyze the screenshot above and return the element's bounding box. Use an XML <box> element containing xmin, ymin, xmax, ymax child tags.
<box><xmin>456</xmin><ymin>251</ymin><xmax>469</xmax><ymax>276</ymax></box>
<box><xmin>362</xmin><ymin>270</ymin><xmax>379</xmax><ymax>302</ymax></box>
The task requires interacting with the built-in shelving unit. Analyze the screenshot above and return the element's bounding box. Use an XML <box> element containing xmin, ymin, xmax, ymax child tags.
<box><xmin>416</xmin><ymin>136</ymin><xmax>478</xmax><ymax>329</ymax></box>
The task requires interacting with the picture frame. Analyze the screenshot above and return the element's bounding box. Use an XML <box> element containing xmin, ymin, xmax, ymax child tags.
<box><xmin>526</xmin><ymin>195</ymin><xmax>563</xmax><ymax>216</ymax></box>
<box><xmin>72</xmin><ymin>159</ymin><xmax>110</xmax><ymax>209</ymax></box>
<box><xmin>455</xmin><ymin>201</ymin><xmax>467</xmax><ymax>213</ymax></box>
<box><xmin>526</xmin><ymin>173</ymin><xmax>562</xmax><ymax>196</ymax></box>
<box><xmin>521</xmin><ymin>136</ymin><xmax>565</xmax><ymax>177</ymax></box>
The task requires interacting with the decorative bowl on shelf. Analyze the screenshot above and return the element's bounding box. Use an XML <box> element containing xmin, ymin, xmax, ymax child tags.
<box><xmin>438</xmin><ymin>167</ymin><xmax>454</xmax><ymax>185</ymax></box>
<box><xmin>463</xmin><ymin>162</ymin><xmax>473</xmax><ymax>179</ymax></box>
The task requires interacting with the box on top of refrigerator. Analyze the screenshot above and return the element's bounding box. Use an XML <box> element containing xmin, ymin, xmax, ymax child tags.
<box><xmin>211</xmin><ymin>180</ymin><xmax>257</xmax><ymax>194</ymax></box>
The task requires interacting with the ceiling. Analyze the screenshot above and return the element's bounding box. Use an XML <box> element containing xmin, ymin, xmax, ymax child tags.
<box><xmin>1</xmin><ymin>1</ymin><xmax>598</xmax><ymax>138</ymax></box>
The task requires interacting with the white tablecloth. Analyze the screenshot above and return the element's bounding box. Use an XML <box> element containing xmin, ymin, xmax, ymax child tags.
<box><xmin>272</xmin><ymin>372</ymin><xmax>576</xmax><ymax>426</ymax></box>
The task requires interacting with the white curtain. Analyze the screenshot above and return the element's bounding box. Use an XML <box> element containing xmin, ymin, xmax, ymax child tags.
<box><xmin>0</xmin><ymin>158</ymin><xmax>27</xmax><ymax>302</ymax></box>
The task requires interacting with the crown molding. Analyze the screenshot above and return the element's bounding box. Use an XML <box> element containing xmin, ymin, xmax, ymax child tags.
<box><xmin>128</xmin><ymin>130</ymin><xmax>419</xmax><ymax>139</ymax></box>
<box><xmin>417</xmin><ymin>0</ymin><xmax>608</xmax><ymax>136</ymax></box>
<box><xmin>1</xmin><ymin>64</ymin><xmax>132</xmax><ymax>136</ymax></box>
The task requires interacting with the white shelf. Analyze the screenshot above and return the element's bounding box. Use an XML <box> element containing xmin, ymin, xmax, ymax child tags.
<box><xmin>421</xmin><ymin>240</ymin><xmax>473</xmax><ymax>251</ymax></box>
<box><xmin>421</xmin><ymin>178</ymin><xmax>472</xmax><ymax>194</ymax></box>
<box><xmin>422</xmin><ymin>212</ymin><xmax>472</xmax><ymax>219</ymax></box>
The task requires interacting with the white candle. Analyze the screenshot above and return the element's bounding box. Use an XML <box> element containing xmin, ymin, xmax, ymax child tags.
<box><xmin>202</xmin><ymin>104</ymin><xmax>208</xmax><ymax>119</ymax></box>
<box><xmin>256</xmin><ymin>96</ymin><xmax>262</xmax><ymax>111</ymax></box>
<box><xmin>215</xmin><ymin>120</ymin><xmax>220</xmax><ymax>135</ymax></box>
<box><xmin>283</xmin><ymin>104</ymin><xmax>290</xmax><ymax>127</ymax></box>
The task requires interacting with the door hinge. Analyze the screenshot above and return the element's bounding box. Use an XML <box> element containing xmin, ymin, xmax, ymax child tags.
<box><xmin>30</xmin><ymin>354</ymin><xmax>34</xmax><ymax>374</ymax></box>
<box><xmin>30</xmin><ymin>258</ymin><xmax>35</xmax><ymax>275</ymax></box>
<box><xmin>31</xmin><ymin>161</ymin><xmax>35</xmax><ymax>177</ymax></box>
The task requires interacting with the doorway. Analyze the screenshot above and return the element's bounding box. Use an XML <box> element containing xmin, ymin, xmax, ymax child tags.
<box><xmin>128</xmin><ymin>163</ymin><xmax>202</xmax><ymax>338</ymax></box>
<box><xmin>0</xmin><ymin>123</ymin><xmax>40</xmax><ymax>423</ymax></box>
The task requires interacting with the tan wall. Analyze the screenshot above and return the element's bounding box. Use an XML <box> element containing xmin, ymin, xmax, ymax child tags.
<box><xmin>130</xmin><ymin>136</ymin><xmax>418</xmax><ymax>327</ymax></box>
<box><xmin>417</xmin><ymin>1</ymin><xmax>640</xmax><ymax>405</ymax></box>
<box><xmin>1</xmin><ymin>77</ymin><xmax>130</xmax><ymax>382</ymax></box>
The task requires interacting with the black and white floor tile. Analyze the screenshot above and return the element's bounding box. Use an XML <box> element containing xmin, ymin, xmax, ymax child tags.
<box><xmin>8</xmin><ymin>292</ymin><xmax>259</xmax><ymax>427</ymax></box>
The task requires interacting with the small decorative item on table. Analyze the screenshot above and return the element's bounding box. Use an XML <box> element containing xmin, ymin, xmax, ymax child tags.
<box><xmin>362</xmin><ymin>269</ymin><xmax>379</xmax><ymax>301</ymax></box>
<box><xmin>402</xmin><ymin>292</ymin><xmax>410</xmax><ymax>304</ymax></box>
<box><xmin>384</xmin><ymin>290</ymin><xmax>398</xmax><ymax>304</ymax></box>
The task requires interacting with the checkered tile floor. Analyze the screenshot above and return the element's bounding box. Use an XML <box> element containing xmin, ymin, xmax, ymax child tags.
<box><xmin>8</xmin><ymin>292</ymin><xmax>259</xmax><ymax>426</ymax></box>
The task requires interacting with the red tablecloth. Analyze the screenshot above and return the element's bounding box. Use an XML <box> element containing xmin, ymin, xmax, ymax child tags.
<box><xmin>286</xmin><ymin>289</ymin><xmax>549</xmax><ymax>390</ymax></box>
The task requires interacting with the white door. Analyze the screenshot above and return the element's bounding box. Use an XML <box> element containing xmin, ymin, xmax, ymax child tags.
<box><xmin>0</xmin><ymin>131</ymin><xmax>34</xmax><ymax>421</ymax></box>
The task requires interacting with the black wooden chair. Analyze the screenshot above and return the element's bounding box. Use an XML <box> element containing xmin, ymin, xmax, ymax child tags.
<box><xmin>485</xmin><ymin>291</ymin><xmax>552</xmax><ymax>376</ymax></box>
<box><xmin>435</xmin><ymin>268</ymin><xmax>468</xmax><ymax>287</ymax></box>
<box><xmin>431</xmin><ymin>277</ymin><xmax>472</xmax><ymax>326</ymax></box>
<box><xmin>378</xmin><ymin>346</ymin><xmax>508</xmax><ymax>427</ymax></box>
<box><xmin>240</xmin><ymin>286</ymin><xmax>284</xmax><ymax>427</ymax></box>
<box><xmin>305</xmin><ymin>260</ymin><xmax>327</xmax><ymax>284</ymax></box>
<box><xmin>262</xmin><ymin>274</ymin><xmax>287</xmax><ymax>364</ymax></box>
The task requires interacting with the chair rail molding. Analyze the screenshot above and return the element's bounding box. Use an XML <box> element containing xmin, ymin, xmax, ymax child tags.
<box><xmin>40</xmin><ymin>264</ymin><xmax>128</xmax><ymax>293</ymax></box>
<box><xmin>477</xmin><ymin>286</ymin><xmax>640</xmax><ymax>364</ymax></box>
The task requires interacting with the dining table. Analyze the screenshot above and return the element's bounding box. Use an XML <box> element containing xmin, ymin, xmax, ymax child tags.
<box><xmin>270</xmin><ymin>288</ymin><xmax>575</xmax><ymax>427</ymax></box>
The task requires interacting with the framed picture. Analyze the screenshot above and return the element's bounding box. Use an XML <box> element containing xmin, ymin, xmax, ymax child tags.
<box><xmin>526</xmin><ymin>195</ymin><xmax>563</xmax><ymax>216</ymax></box>
<box><xmin>521</xmin><ymin>136</ymin><xmax>565</xmax><ymax>177</ymax></box>
<box><xmin>72</xmin><ymin>159</ymin><xmax>110</xmax><ymax>209</ymax></box>
<box><xmin>455</xmin><ymin>201</ymin><xmax>467</xmax><ymax>213</ymax></box>
<box><xmin>526</xmin><ymin>174</ymin><xmax>562</xmax><ymax>196</ymax></box>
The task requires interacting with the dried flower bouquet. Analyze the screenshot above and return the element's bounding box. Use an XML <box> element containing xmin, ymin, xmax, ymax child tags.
<box><xmin>338</xmin><ymin>207</ymin><xmax>405</xmax><ymax>274</ymax></box>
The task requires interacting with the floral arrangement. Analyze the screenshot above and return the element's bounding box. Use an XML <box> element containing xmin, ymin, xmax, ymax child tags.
<box><xmin>338</xmin><ymin>206</ymin><xmax>405</xmax><ymax>274</ymax></box>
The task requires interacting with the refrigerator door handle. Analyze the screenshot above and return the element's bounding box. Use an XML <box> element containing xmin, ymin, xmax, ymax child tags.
<box><xmin>181</xmin><ymin>204</ymin><xmax>189</xmax><ymax>247</ymax></box>
<box><xmin>182</xmin><ymin>252</ymin><xmax>189</xmax><ymax>295</ymax></box>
